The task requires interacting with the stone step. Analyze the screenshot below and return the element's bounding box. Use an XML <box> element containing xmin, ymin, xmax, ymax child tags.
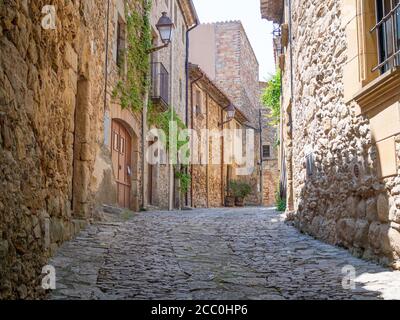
<box><xmin>102</xmin><ymin>204</ymin><xmax>124</xmax><ymax>215</ymax></box>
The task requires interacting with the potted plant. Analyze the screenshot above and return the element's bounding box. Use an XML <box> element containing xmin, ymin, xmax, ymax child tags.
<box><xmin>233</xmin><ymin>181</ymin><xmax>252</xmax><ymax>207</ymax></box>
<box><xmin>225</xmin><ymin>181</ymin><xmax>236</xmax><ymax>207</ymax></box>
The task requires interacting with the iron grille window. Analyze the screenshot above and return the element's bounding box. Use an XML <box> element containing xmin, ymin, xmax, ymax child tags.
<box><xmin>116</xmin><ymin>16</ymin><xmax>126</xmax><ymax>70</ymax></box>
<box><xmin>371</xmin><ymin>0</ymin><xmax>400</xmax><ymax>73</ymax></box>
<box><xmin>151</xmin><ymin>62</ymin><xmax>169</xmax><ymax>106</ymax></box>
<box><xmin>263</xmin><ymin>145</ymin><xmax>271</xmax><ymax>158</ymax></box>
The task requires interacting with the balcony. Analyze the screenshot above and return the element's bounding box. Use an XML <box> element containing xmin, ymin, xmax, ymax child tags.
<box><xmin>151</xmin><ymin>62</ymin><xmax>169</xmax><ymax>108</ymax></box>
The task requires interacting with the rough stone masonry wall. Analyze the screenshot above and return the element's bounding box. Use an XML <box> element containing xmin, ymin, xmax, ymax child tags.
<box><xmin>214</xmin><ymin>21</ymin><xmax>262</xmax><ymax>205</ymax></box>
<box><xmin>260</xmin><ymin>106</ymin><xmax>278</xmax><ymax>206</ymax></box>
<box><xmin>0</xmin><ymin>0</ymin><xmax>110</xmax><ymax>299</ymax></box>
<box><xmin>208</xmin><ymin>97</ymin><xmax>224</xmax><ymax>207</ymax></box>
<box><xmin>289</xmin><ymin>0</ymin><xmax>400</xmax><ymax>268</ymax></box>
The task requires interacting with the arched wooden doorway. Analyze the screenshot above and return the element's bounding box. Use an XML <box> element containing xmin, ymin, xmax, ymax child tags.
<box><xmin>111</xmin><ymin>120</ymin><xmax>132</xmax><ymax>208</ymax></box>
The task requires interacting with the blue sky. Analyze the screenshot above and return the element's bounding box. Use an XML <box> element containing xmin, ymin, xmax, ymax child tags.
<box><xmin>192</xmin><ymin>0</ymin><xmax>276</xmax><ymax>81</ymax></box>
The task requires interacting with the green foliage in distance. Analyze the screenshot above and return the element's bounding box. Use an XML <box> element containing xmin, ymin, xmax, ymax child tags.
<box><xmin>261</xmin><ymin>69</ymin><xmax>282</xmax><ymax>126</ymax></box>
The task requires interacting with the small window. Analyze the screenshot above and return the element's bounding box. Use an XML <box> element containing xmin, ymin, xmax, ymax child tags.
<box><xmin>120</xmin><ymin>137</ymin><xmax>125</xmax><ymax>155</ymax></box>
<box><xmin>182</xmin><ymin>24</ymin><xmax>185</xmax><ymax>43</ymax></box>
<box><xmin>263</xmin><ymin>145</ymin><xmax>271</xmax><ymax>158</ymax></box>
<box><xmin>165</xmin><ymin>0</ymin><xmax>169</xmax><ymax>8</ymax></box>
<box><xmin>174</xmin><ymin>2</ymin><xmax>178</xmax><ymax>22</ymax></box>
<box><xmin>116</xmin><ymin>16</ymin><xmax>126</xmax><ymax>70</ymax></box>
<box><xmin>113</xmin><ymin>131</ymin><xmax>120</xmax><ymax>151</ymax></box>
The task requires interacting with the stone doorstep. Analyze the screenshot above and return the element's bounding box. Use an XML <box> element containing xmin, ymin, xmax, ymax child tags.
<box><xmin>102</xmin><ymin>205</ymin><xmax>125</xmax><ymax>215</ymax></box>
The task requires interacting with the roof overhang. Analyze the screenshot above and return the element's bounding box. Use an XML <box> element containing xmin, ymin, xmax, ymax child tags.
<box><xmin>260</xmin><ymin>0</ymin><xmax>284</xmax><ymax>23</ymax></box>
<box><xmin>178</xmin><ymin>0</ymin><xmax>199</xmax><ymax>27</ymax></box>
<box><xmin>189</xmin><ymin>64</ymin><xmax>250</xmax><ymax>124</ymax></box>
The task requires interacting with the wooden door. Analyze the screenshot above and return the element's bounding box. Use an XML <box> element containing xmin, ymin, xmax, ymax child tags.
<box><xmin>111</xmin><ymin>120</ymin><xmax>132</xmax><ymax>208</ymax></box>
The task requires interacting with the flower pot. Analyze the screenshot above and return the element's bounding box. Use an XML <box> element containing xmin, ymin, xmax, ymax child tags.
<box><xmin>225</xmin><ymin>196</ymin><xmax>235</xmax><ymax>207</ymax></box>
<box><xmin>235</xmin><ymin>197</ymin><xmax>244</xmax><ymax>207</ymax></box>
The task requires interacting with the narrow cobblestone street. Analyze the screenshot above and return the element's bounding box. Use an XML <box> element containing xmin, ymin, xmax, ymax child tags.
<box><xmin>48</xmin><ymin>208</ymin><xmax>400</xmax><ymax>300</ymax></box>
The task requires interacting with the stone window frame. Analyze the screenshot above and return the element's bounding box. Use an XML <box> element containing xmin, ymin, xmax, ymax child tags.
<box><xmin>343</xmin><ymin>0</ymin><xmax>400</xmax><ymax>114</ymax></box>
<box><xmin>344</xmin><ymin>0</ymin><xmax>400</xmax><ymax>179</ymax></box>
<box><xmin>373</xmin><ymin>0</ymin><xmax>400</xmax><ymax>74</ymax></box>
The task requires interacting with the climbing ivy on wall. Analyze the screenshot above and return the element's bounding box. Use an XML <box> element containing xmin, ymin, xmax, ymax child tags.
<box><xmin>112</xmin><ymin>0</ymin><xmax>152</xmax><ymax>112</ymax></box>
<box><xmin>148</xmin><ymin>104</ymin><xmax>191</xmax><ymax>195</ymax></box>
<box><xmin>147</xmin><ymin>104</ymin><xmax>188</xmax><ymax>151</ymax></box>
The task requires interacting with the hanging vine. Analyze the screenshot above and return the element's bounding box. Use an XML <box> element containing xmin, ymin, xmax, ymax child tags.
<box><xmin>112</xmin><ymin>0</ymin><xmax>152</xmax><ymax>112</ymax></box>
<box><xmin>148</xmin><ymin>104</ymin><xmax>191</xmax><ymax>195</ymax></box>
<box><xmin>147</xmin><ymin>104</ymin><xmax>189</xmax><ymax>151</ymax></box>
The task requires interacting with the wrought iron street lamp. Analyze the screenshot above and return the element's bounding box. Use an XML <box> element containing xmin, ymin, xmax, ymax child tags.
<box><xmin>149</xmin><ymin>12</ymin><xmax>174</xmax><ymax>53</ymax></box>
<box><xmin>219</xmin><ymin>104</ymin><xmax>236</xmax><ymax>126</ymax></box>
<box><xmin>157</xmin><ymin>12</ymin><xmax>174</xmax><ymax>44</ymax></box>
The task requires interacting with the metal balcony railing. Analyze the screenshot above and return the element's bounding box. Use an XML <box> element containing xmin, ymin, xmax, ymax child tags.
<box><xmin>151</xmin><ymin>62</ymin><xmax>169</xmax><ymax>107</ymax></box>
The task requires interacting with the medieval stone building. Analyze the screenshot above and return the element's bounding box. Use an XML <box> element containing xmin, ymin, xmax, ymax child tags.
<box><xmin>261</xmin><ymin>0</ymin><xmax>400</xmax><ymax>268</ymax></box>
<box><xmin>0</xmin><ymin>0</ymin><xmax>114</xmax><ymax>299</ymax></box>
<box><xmin>259</xmin><ymin>83</ymin><xmax>279</xmax><ymax>207</ymax></box>
<box><xmin>146</xmin><ymin>0</ymin><xmax>198</xmax><ymax>210</ymax></box>
<box><xmin>189</xmin><ymin>21</ymin><xmax>279</xmax><ymax>206</ymax></box>
<box><xmin>188</xmin><ymin>63</ymin><xmax>251</xmax><ymax>208</ymax></box>
<box><xmin>0</xmin><ymin>0</ymin><xmax>198</xmax><ymax>299</ymax></box>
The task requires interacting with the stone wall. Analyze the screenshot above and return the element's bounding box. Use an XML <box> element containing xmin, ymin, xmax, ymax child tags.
<box><xmin>213</xmin><ymin>21</ymin><xmax>263</xmax><ymax>205</ymax></box>
<box><xmin>190</xmin><ymin>68</ymin><xmax>227</xmax><ymax>208</ymax></box>
<box><xmin>0</xmin><ymin>0</ymin><xmax>147</xmax><ymax>299</ymax></box>
<box><xmin>0</xmin><ymin>0</ymin><xmax>101</xmax><ymax>298</ymax></box>
<box><xmin>213</xmin><ymin>21</ymin><xmax>260</xmax><ymax>128</ymax></box>
<box><xmin>282</xmin><ymin>0</ymin><xmax>400</xmax><ymax>268</ymax></box>
<box><xmin>260</xmin><ymin>103</ymin><xmax>279</xmax><ymax>207</ymax></box>
<box><xmin>147</xmin><ymin>0</ymin><xmax>195</xmax><ymax>210</ymax></box>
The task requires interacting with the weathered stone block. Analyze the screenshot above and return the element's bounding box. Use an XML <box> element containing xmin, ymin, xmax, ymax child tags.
<box><xmin>376</xmin><ymin>193</ymin><xmax>390</xmax><ymax>222</ymax></box>
<box><xmin>368</xmin><ymin>222</ymin><xmax>383</xmax><ymax>251</ymax></box>
<box><xmin>50</xmin><ymin>218</ymin><xmax>64</xmax><ymax>244</ymax></box>
<box><xmin>357</xmin><ymin>199</ymin><xmax>366</xmax><ymax>219</ymax></box>
<box><xmin>64</xmin><ymin>42</ymin><xmax>78</xmax><ymax>72</ymax></box>
<box><xmin>345</xmin><ymin>196</ymin><xmax>357</xmax><ymax>218</ymax></box>
<box><xmin>337</xmin><ymin>218</ymin><xmax>355</xmax><ymax>244</ymax></box>
<box><xmin>354</xmin><ymin>220</ymin><xmax>369</xmax><ymax>248</ymax></box>
<box><xmin>381</xmin><ymin>227</ymin><xmax>400</xmax><ymax>256</ymax></box>
<box><xmin>366</xmin><ymin>197</ymin><xmax>378</xmax><ymax>222</ymax></box>
<box><xmin>0</xmin><ymin>240</ymin><xmax>9</xmax><ymax>258</ymax></box>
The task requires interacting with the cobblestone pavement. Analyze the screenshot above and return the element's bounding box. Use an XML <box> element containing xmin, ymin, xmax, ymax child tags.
<box><xmin>48</xmin><ymin>207</ymin><xmax>400</xmax><ymax>300</ymax></box>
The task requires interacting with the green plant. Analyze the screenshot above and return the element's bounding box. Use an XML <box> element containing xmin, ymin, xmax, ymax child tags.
<box><xmin>275</xmin><ymin>183</ymin><xmax>286</xmax><ymax>212</ymax></box>
<box><xmin>261</xmin><ymin>69</ymin><xmax>281</xmax><ymax>126</ymax></box>
<box><xmin>175</xmin><ymin>167</ymin><xmax>191</xmax><ymax>195</ymax></box>
<box><xmin>112</xmin><ymin>0</ymin><xmax>152</xmax><ymax>112</ymax></box>
<box><xmin>229</xmin><ymin>180</ymin><xmax>252</xmax><ymax>199</ymax></box>
<box><xmin>148</xmin><ymin>105</ymin><xmax>189</xmax><ymax>152</ymax></box>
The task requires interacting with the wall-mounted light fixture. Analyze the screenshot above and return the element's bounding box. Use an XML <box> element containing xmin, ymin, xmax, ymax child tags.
<box><xmin>148</xmin><ymin>12</ymin><xmax>174</xmax><ymax>53</ymax></box>
<box><xmin>219</xmin><ymin>104</ymin><xmax>236</xmax><ymax>127</ymax></box>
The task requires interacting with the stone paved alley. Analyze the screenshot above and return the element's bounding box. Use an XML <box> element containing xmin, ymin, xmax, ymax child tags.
<box><xmin>48</xmin><ymin>208</ymin><xmax>400</xmax><ymax>300</ymax></box>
